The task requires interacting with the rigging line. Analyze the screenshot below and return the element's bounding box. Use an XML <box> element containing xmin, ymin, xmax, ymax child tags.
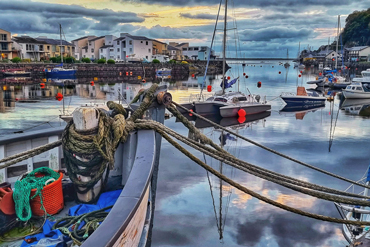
<box><xmin>199</xmin><ymin>0</ymin><xmax>223</xmax><ymax>99</ymax></box>
<box><xmin>329</xmin><ymin>100</ymin><xmax>341</xmax><ymax>152</ymax></box>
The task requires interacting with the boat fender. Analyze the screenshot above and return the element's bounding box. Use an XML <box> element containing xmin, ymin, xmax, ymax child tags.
<box><xmin>255</xmin><ymin>95</ymin><xmax>261</xmax><ymax>102</ymax></box>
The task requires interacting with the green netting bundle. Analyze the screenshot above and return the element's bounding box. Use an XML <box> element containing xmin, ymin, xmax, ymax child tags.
<box><xmin>13</xmin><ymin>167</ymin><xmax>60</xmax><ymax>221</ymax></box>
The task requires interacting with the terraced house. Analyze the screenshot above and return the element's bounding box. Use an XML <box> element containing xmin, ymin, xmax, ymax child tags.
<box><xmin>0</xmin><ymin>28</ymin><xmax>13</xmax><ymax>61</ymax></box>
<box><xmin>36</xmin><ymin>36</ymin><xmax>75</xmax><ymax>59</ymax></box>
<box><xmin>12</xmin><ymin>36</ymin><xmax>48</xmax><ymax>61</ymax></box>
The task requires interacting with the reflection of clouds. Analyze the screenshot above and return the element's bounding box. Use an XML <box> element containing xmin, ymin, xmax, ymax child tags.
<box><xmin>275</xmin><ymin>193</ymin><xmax>315</xmax><ymax>209</ymax></box>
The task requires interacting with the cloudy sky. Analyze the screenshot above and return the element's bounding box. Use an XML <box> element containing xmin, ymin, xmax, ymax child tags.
<box><xmin>1</xmin><ymin>0</ymin><xmax>369</xmax><ymax>57</ymax></box>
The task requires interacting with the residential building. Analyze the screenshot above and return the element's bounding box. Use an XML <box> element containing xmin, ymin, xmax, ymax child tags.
<box><xmin>0</xmin><ymin>28</ymin><xmax>12</xmax><ymax>61</ymax></box>
<box><xmin>81</xmin><ymin>36</ymin><xmax>105</xmax><ymax>61</ymax></box>
<box><xmin>98</xmin><ymin>35</ymin><xmax>117</xmax><ymax>60</ymax></box>
<box><xmin>36</xmin><ymin>36</ymin><xmax>75</xmax><ymax>59</ymax></box>
<box><xmin>71</xmin><ymin>36</ymin><xmax>96</xmax><ymax>60</ymax></box>
<box><xmin>167</xmin><ymin>45</ymin><xmax>181</xmax><ymax>60</ymax></box>
<box><xmin>198</xmin><ymin>47</ymin><xmax>215</xmax><ymax>61</ymax></box>
<box><xmin>113</xmin><ymin>33</ymin><xmax>153</xmax><ymax>62</ymax></box>
<box><xmin>345</xmin><ymin>46</ymin><xmax>370</xmax><ymax>62</ymax></box>
<box><xmin>152</xmin><ymin>40</ymin><xmax>168</xmax><ymax>55</ymax></box>
<box><xmin>182</xmin><ymin>46</ymin><xmax>213</xmax><ymax>60</ymax></box>
<box><xmin>12</xmin><ymin>36</ymin><xmax>48</xmax><ymax>61</ymax></box>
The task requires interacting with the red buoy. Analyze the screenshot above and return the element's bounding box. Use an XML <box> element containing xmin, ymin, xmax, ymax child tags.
<box><xmin>56</xmin><ymin>93</ymin><xmax>63</xmax><ymax>101</ymax></box>
<box><xmin>278</xmin><ymin>71</ymin><xmax>281</xmax><ymax>74</ymax></box>
<box><xmin>338</xmin><ymin>70</ymin><xmax>341</xmax><ymax>73</ymax></box>
<box><xmin>238</xmin><ymin>116</ymin><xmax>246</xmax><ymax>124</ymax></box>
<box><xmin>191</xmin><ymin>74</ymin><xmax>195</xmax><ymax>78</ymax></box>
<box><xmin>126</xmin><ymin>72</ymin><xmax>129</xmax><ymax>76</ymax></box>
<box><xmin>227</xmin><ymin>76</ymin><xmax>230</xmax><ymax>80</ymax></box>
<box><xmin>189</xmin><ymin>109</ymin><xmax>193</xmax><ymax>117</ymax></box>
<box><xmin>300</xmin><ymin>70</ymin><xmax>303</xmax><ymax>73</ymax></box>
<box><xmin>243</xmin><ymin>73</ymin><xmax>246</xmax><ymax>76</ymax></box>
<box><xmin>319</xmin><ymin>73</ymin><xmax>322</xmax><ymax>76</ymax></box>
<box><xmin>298</xmin><ymin>74</ymin><xmax>301</xmax><ymax>77</ymax></box>
<box><xmin>90</xmin><ymin>81</ymin><xmax>94</xmax><ymax>86</ymax></box>
<box><xmin>207</xmin><ymin>85</ymin><xmax>212</xmax><ymax>92</ymax></box>
<box><xmin>257</xmin><ymin>81</ymin><xmax>262</xmax><ymax>88</ymax></box>
<box><xmin>15</xmin><ymin>98</ymin><xmax>19</xmax><ymax>101</ymax></box>
<box><xmin>142</xmin><ymin>79</ymin><xmax>146</xmax><ymax>83</ymax></box>
<box><xmin>245</xmin><ymin>75</ymin><xmax>248</xmax><ymax>78</ymax></box>
<box><xmin>40</xmin><ymin>83</ymin><xmax>45</xmax><ymax>89</ymax></box>
<box><xmin>238</xmin><ymin>109</ymin><xmax>246</xmax><ymax>117</ymax></box>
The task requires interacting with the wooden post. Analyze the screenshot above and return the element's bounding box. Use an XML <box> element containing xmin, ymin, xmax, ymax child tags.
<box><xmin>73</xmin><ymin>105</ymin><xmax>107</xmax><ymax>203</ymax></box>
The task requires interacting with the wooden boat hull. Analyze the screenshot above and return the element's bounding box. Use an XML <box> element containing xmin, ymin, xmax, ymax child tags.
<box><xmin>219</xmin><ymin>103</ymin><xmax>271</xmax><ymax>118</ymax></box>
<box><xmin>281</xmin><ymin>96</ymin><xmax>326</xmax><ymax>106</ymax></box>
<box><xmin>3</xmin><ymin>72</ymin><xmax>31</xmax><ymax>77</ymax></box>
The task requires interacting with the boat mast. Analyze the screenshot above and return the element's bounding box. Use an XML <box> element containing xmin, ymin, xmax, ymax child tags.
<box><xmin>222</xmin><ymin>0</ymin><xmax>228</xmax><ymax>95</ymax></box>
<box><xmin>60</xmin><ymin>24</ymin><xmax>63</xmax><ymax>64</ymax></box>
<box><xmin>335</xmin><ymin>15</ymin><xmax>340</xmax><ymax>70</ymax></box>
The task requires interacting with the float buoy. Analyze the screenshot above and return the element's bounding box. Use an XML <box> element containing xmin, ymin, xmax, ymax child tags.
<box><xmin>298</xmin><ymin>74</ymin><xmax>301</xmax><ymax>78</ymax></box>
<box><xmin>191</xmin><ymin>74</ymin><xmax>195</xmax><ymax>78</ymax></box>
<box><xmin>56</xmin><ymin>93</ymin><xmax>63</xmax><ymax>101</ymax></box>
<box><xmin>246</xmin><ymin>75</ymin><xmax>248</xmax><ymax>78</ymax></box>
<box><xmin>90</xmin><ymin>81</ymin><xmax>94</xmax><ymax>86</ymax></box>
<box><xmin>189</xmin><ymin>109</ymin><xmax>193</xmax><ymax>117</ymax></box>
<box><xmin>238</xmin><ymin>116</ymin><xmax>246</xmax><ymax>124</ymax></box>
<box><xmin>40</xmin><ymin>83</ymin><xmax>45</xmax><ymax>89</ymax></box>
<box><xmin>207</xmin><ymin>85</ymin><xmax>212</xmax><ymax>92</ymax></box>
<box><xmin>238</xmin><ymin>109</ymin><xmax>246</xmax><ymax>117</ymax></box>
<box><xmin>279</xmin><ymin>71</ymin><xmax>281</xmax><ymax>74</ymax></box>
<box><xmin>227</xmin><ymin>76</ymin><xmax>230</xmax><ymax>80</ymax></box>
<box><xmin>243</xmin><ymin>73</ymin><xmax>246</xmax><ymax>76</ymax></box>
<box><xmin>257</xmin><ymin>81</ymin><xmax>261</xmax><ymax>88</ymax></box>
<box><xmin>319</xmin><ymin>73</ymin><xmax>322</xmax><ymax>76</ymax></box>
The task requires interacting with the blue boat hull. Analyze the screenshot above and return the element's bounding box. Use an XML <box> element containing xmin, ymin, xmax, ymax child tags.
<box><xmin>281</xmin><ymin>96</ymin><xmax>326</xmax><ymax>106</ymax></box>
<box><xmin>46</xmin><ymin>70</ymin><xmax>76</xmax><ymax>76</ymax></box>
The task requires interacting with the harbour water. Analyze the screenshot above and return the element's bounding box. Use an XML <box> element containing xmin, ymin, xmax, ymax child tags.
<box><xmin>1</xmin><ymin>61</ymin><xmax>370</xmax><ymax>246</ymax></box>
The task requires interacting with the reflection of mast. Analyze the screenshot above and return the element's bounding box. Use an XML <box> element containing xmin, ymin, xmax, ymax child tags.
<box><xmin>285</xmin><ymin>66</ymin><xmax>289</xmax><ymax>83</ymax></box>
<box><xmin>328</xmin><ymin>95</ymin><xmax>340</xmax><ymax>152</ymax></box>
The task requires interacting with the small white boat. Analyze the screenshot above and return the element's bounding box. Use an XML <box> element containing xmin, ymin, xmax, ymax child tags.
<box><xmin>335</xmin><ymin>164</ymin><xmax>370</xmax><ymax>246</ymax></box>
<box><xmin>342</xmin><ymin>82</ymin><xmax>370</xmax><ymax>99</ymax></box>
<box><xmin>352</xmin><ymin>69</ymin><xmax>370</xmax><ymax>84</ymax></box>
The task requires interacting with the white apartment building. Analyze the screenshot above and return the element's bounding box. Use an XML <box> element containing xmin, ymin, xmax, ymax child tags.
<box><xmin>81</xmin><ymin>36</ymin><xmax>105</xmax><ymax>61</ymax></box>
<box><xmin>71</xmin><ymin>36</ymin><xmax>96</xmax><ymax>60</ymax></box>
<box><xmin>98</xmin><ymin>35</ymin><xmax>117</xmax><ymax>60</ymax></box>
<box><xmin>113</xmin><ymin>33</ymin><xmax>153</xmax><ymax>62</ymax></box>
<box><xmin>12</xmin><ymin>36</ymin><xmax>48</xmax><ymax>61</ymax></box>
<box><xmin>182</xmin><ymin>46</ymin><xmax>213</xmax><ymax>60</ymax></box>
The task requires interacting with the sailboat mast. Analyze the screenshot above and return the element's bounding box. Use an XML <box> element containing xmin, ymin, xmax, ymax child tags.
<box><xmin>222</xmin><ymin>0</ymin><xmax>228</xmax><ymax>95</ymax></box>
<box><xmin>60</xmin><ymin>24</ymin><xmax>63</xmax><ymax>64</ymax></box>
<box><xmin>335</xmin><ymin>15</ymin><xmax>340</xmax><ymax>70</ymax></box>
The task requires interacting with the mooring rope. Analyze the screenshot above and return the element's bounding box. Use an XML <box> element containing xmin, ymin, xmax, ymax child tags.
<box><xmin>172</xmin><ymin>101</ymin><xmax>370</xmax><ymax>190</ymax></box>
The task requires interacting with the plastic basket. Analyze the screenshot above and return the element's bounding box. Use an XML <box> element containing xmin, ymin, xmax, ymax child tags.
<box><xmin>30</xmin><ymin>171</ymin><xmax>64</xmax><ymax>216</ymax></box>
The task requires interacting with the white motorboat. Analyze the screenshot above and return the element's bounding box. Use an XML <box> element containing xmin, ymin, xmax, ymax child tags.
<box><xmin>352</xmin><ymin>69</ymin><xmax>370</xmax><ymax>84</ymax></box>
<box><xmin>342</xmin><ymin>82</ymin><xmax>370</xmax><ymax>99</ymax></box>
<box><xmin>280</xmin><ymin>86</ymin><xmax>326</xmax><ymax>106</ymax></box>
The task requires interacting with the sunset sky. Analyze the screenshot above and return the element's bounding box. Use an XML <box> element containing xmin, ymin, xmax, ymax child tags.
<box><xmin>1</xmin><ymin>0</ymin><xmax>369</xmax><ymax>57</ymax></box>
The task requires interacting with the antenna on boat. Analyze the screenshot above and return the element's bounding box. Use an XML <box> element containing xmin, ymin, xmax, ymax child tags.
<box><xmin>221</xmin><ymin>0</ymin><xmax>228</xmax><ymax>95</ymax></box>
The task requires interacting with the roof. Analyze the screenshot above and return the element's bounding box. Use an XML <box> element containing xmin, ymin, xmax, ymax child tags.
<box><xmin>81</xmin><ymin>46</ymin><xmax>88</xmax><ymax>49</ymax></box>
<box><xmin>12</xmin><ymin>36</ymin><xmax>48</xmax><ymax>44</ymax></box>
<box><xmin>114</xmin><ymin>33</ymin><xmax>151</xmax><ymax>41</ymax></box>
<box><xmin>0</xmin><ymin>28</ymin><xmax>11</xmax><ymax>33</ymax></box>
<box><xmin>346</xmin><ymin>46</ymin><xmax>369</xmax><ymax>51</ymax></box>
<box><xmin>167</xmin><ymin>45</ymin><xmax>179</xmax><ymax>51</ymax></box>
<box><xmin>152</xmin><ymin>39</ymin><xmax>166</xmax><ymax>45</ymax></box>
<box><xmin>113</xmin><ymin>37</ymin><xmax>125</xmax><ymax>41</ymax></box>
<box><xmin>89</xmin><ymin>36</ymin><xmax>105</xmax><ymax>42</ymax></box>
<box><xmin>36</xmin><ymin>38</ymin><xmax>73</xmax><ymax>46</ymax></box>
<box><xmin>175</xmin><ymin>43</ymin><xmax>188</xmax><ymax>48</ymax></box>
<box><xmin>100</xmin><ymin>45</ymin><xmax>113</xmax><ymax>49</ymax></box>
<box><xmin>71</xmin><ymin>36</ymin><xmax>96</xmax><ymax>42</ymax></box>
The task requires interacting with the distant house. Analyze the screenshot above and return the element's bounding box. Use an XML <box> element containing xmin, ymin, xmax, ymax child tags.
<box><xmin>152</xmin><ymin>39</ymin><xmax>168</xmax><ymax>56</ymax></box>
<box><xmin>71</xmin><ymin>36</ymin><xmax>96</xmax><ymax>60</ymax></box>
<box><xmin>81</xmin><ymin>36</ymin><xmax>105</xmax><ymax>60</ymax></box>
<box><xmin>36</xmin><ymin>36</ymin><xmax>75</xmax><ymax>59</ymax></box>
<box><xmin>98</xmin><ymin>35</ymin><xmax>118</xmax><ymax>60</ymax></box>
<box><xmin>182</xmin><ymin>46</ymin><xmax>213</xmax><ymax>61</ymax></box>
<box><xmin>345</xmin><ymin>46</ymin><xmax>370</xmax><ymax>62</ymax></box>
<box><xmin>12</xmin><ymin>36</ymin><xmax>48</xmax><ymax>61</ymax></box>
<box><xmin>167</xmin><ymin>45</ymin><xmax>181</xmax><ymax>60</ymax></box>
<box><xmin>113</xmin><ymin>33</ymin><xmax>153</xmax><ymax>62</ymax></box>
<box><xmin>0</xmin><ymin>28</ymin><xmax>13</xmax><ymax>61</ymax></box>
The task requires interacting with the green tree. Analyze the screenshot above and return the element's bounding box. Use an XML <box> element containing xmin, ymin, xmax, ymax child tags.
<box><xmin>342</xmin><ymin>8</ymin><xmax>370</xmax><ymax>46</ymax></box>
<box><xmin>107</xmin><ymin>59</ymin><xmax>115</xmax><ymax>64</ymax></box>
<box><xmin>82</xmin><ymin>57</ymin><xmax>91</xmax><ymax>63</ymax></box>
<box><xmin>169</xmin><ymin>59</ymin><xmax>176</xmax><ymax>64</ymax></box>
<box><xmin>11</xmin><ymin>57</ymin><xmax>21</xmax><ymax>63</ymax></box>
<box><xmin>152</xmin><ymin>59</ymin><xmax>160</xmax><ymax>64</ymax></box>
<box><xmin>97</xmin><ymin>58</ymin><xmax>106</xmax><ymax>64</ymax></box>
<box><xmin>65</xmin><ymin>56</ymin><xmax>75</xmax><ymax>63</ymax></box>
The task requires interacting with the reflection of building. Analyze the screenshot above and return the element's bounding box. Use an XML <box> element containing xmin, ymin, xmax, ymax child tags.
<box><xmin>0</xmin><ymin>28</ymin><xmax>13</xmax><ymax>61</ymax></box>
<box><xmin>100</xmin><ymin>83</ymin><xmax>143</xmax><ymax>102</ymax></box>
<box><xmin>0</xmin><ymin>85</ymin><xmax>15</xmax><ymax>113</ymax></box>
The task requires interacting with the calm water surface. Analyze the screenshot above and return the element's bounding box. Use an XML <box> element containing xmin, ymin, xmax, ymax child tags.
<box><xmin>1</xmin><ymin>61</ymin><xmax>370</xmax><ymax>247</ymax></box>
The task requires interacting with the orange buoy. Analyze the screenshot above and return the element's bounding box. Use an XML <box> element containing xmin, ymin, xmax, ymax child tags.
<box><xmin>257</xmin><ymin>81</ymin><xmax>261</xmax><ymax>88</ymax></box>
<box><xmin>119</xmin><ymin>72</ymin><xmax>122</xmax><ymax>76</ymax></box>
<box><xmin>238</xmin><ymin>109</ymin><xmax>246</xmax><ymax>117</ymax></box>
<box><xmin>189</xmin><ymin>109</ymin><xmax>193</xmax><ymax>117</ymax></box>
<box><xmin>207</xmin><ymin>85</ymin><xmax>212</xmax><ymax>92</ymax></box>
<box><xmin>279</xmin><ymin>71</ymin><xmax>281</xmax><ymax>74</ymax></box>
<box><xmin>130</xmin><ymin>72</ymin><xmax>133</xmax><ymax>76</ymax></box>
<box><xmin>56</xmin><ymin>93</ymin><xmax>63</xmax><ymax>101</ymax></box>
<box><xmin>40</xmin><ymin>83</ymin><xmax>45</xmax><ymax>89</ymax></box>
<box><xmin>90</xmin><ymin>81</ymin><xmax>94</xmax><ymax>86</ymax></box>
<box><xmin>142</xmin><ymin>79</ymin><xmax>146</xmax><ymax>83</ymax></box>
<box><xmin>298</xmin><ymin>74</ymin><xmax>302</xmax><ymax>77</ymax></box>
<box><xmin>227</xmin><ymin>76</ymin><xmax>230</xmax><ymax>80</ymax></box>
<box><xmin>331</xmin><ymin>72</ymin><xmax>334</xmax><ymax>74</ymax></box>
<box><xmin>319</xmin><ymin>72</ymin><xmax>322</xmax><ymax>76</ymax></box>
<box><xmin>191</xmin><ymin>74</ymin><xmax>195</xmax><ymax>78</ymax></box>
<box><xmin>238</xmin><ymin>116</ymin><xmax>246</xmax><ymax>124</ymax></box>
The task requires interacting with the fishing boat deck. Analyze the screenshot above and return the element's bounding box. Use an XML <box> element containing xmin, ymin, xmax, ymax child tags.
<box><xmin>352</xmin><ymin>232</ymin><xmax>370</xmax><ymax>247</ymax></box>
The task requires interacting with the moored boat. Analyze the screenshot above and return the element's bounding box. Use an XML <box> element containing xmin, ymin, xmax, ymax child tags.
<box><xmin>1</xmin><ymin>69</ymin><xmax>31</xmax><ymax>77</ymax></box>
<box><xmin>280</xmin><ymin>86</ymin><xmax>326</xmax><ymax>106</ymax></box>
<box><xmin>342</xmin><ymin>82</ymin><xmax>370</xmax><ymax>99</ymax></box>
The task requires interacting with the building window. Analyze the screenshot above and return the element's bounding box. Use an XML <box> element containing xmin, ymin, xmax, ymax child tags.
<box><xmin>91</xmin><ymin>48</ymin><xmax>94</xmax><ymax>53</ymax></box>
<box><xmin>110</xmin><ymin>55</ymin><xmax>114</xmax><ymax>58</ymax></box>
<box><xmin>101</xmin><ymin>49</ymin><xmax>103</xmax><ymax>52</ymax></box>
<box><xmin>146</xmin><ymin>41</ymin><xmax>148</xmax><ymax>45</ymax></box>
<box><xmin>182</xmin><ymin>48</ymin><xmax>187</xmax><ymax>51</ymax></box>
<box><xmin>117</xmin><ymin>55</ymin><xmax>120</xmax><ymax>59</ymax></box>
<box><xmin>39</xmin><ymin>45</ymin><xmax>43</xmax><ymax>51</ymax></box>
<box><xmin>129</xmin><ymin>40</ymin><xmax>132</xmax><ymax>45</ymax></box>
<box><xmin>110</xmin><ymin>48</ymin><xmax>114</xmax><ymax>52</ymax></box>
<box><xmin>1</xmin><ymin>43</ymin><xmax>7</xmax><ymax>50</ymax></box>
<box><xmin>146</xmin><ymin>56</ymin><xmax>148</xmax><ymax>59</ymax></box>
<box><xmin>47</xmin><ymin>46</ymin><xmax>50</xmax><ymax>50</ymax></box>
<box><xmin>0</xmin><ymin>34</ymin><xmax>7</xmax><ymax>41</ymax></box>
<box><xmin>89</xmin><ymin>42</ymin><xmax>91</xmax><ymax>46</ymax></box>
<box><xmin>117</xmin><ymin>41</ymin><xmax>120</xmax><ymax>45</ymax></box>
<box><xmin>148</xmin><ymin>48</ymin><xmax>151</xmax><ymax>53</ymax></box>
<box><xmin>123</xmin><ymin>41</ymin><xmax>126</xmax><ymax>48</ymax></box>
<box><xmin>194</xmin><ymin>47</ymin><xmax>199</xmax><ymax>51</ymax></box>
<box><xmin>141</xmin><ymin>41</ymin><xmax>143</xmax><ymax>43</ymax></box>
<box><xmin>117</xmin><ymin>48</ymin><xmax>120</xmax><ymax>52</ymax></box>
<box><xmin>92</xmin><ymin>55</ymin><xmax>94</xmax><ymax>59</ymax></box>
<box><xmin>129</xmin><ymin>48</ymin><xmax>132</xmax><ymax>52</ymax></box>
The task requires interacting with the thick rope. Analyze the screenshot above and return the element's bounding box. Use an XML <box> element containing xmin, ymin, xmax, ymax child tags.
<box><xmin>172</xmin><ymin>101</ymin><xmax>370</xmax><ymax>190</ymax></box>
<box><xmin>136</xmin><ymin>120</ymin><xmax>370</xmax><ymax>206</ymax></box>
<box><xmin>0</xmin><ymin>141</ymin><xmax>62</xmax><ymax>170</ymax></box>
